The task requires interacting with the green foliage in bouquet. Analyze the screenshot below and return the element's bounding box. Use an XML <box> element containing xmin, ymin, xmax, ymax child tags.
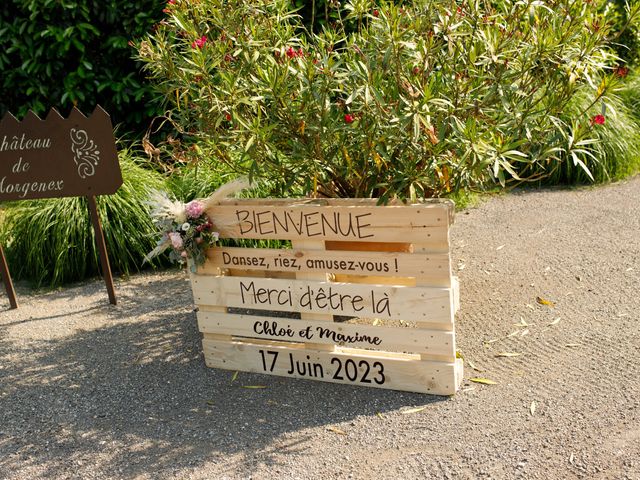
<box><xmin>138</xmin><ymin>0</ymin><xmax>633</xmax><ymax>200</ymax></box>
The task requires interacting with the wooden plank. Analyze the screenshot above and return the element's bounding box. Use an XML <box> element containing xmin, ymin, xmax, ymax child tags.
<box><xmin>291</xmin><ymin>238</ymin><xmax>335</xmax><ymax>351</ymax></box>
<box><xmin>454</xmin><ymin>358</ymin><xmax>464</xmax><ymax>389</ymax></box>
<box><xmin>207</xmin><ymin>203</ymin><xmax>451</xmax><ymax>249</ymax></box>
<box><xmin>291</xmin><ymin>239</ymin><xmax>333</xmax><ymax>321</ymax></box>
<box><xmin>411</xmin><ymin>241</ymin><xmax>455</xmax><ymax>362</ymax></box>
<box><xmin>197</xmin><ymin>311</ymin><xmax>456</xmax><ymax>359</ymax></box>
<box><xmin>0</xmin><ymin>243</ymin><xmax>18</xmax><ymax>309</ymax></box>
<box><xmin>191</xmin><ymin>275</ymin><xmax>454</xmax><ymax>325</ymax></box>
<box><xmin>202</xmin><ymin>338</ymin><xmax>459</xmax><ymax>395</ymax></box>
<box><xmin>189</xmin><ymin>265</ymin><xmax>233</xmax><ymax>343</ymax></box>
<box><xmin>452</xmin><ymin>276</ymin><xmax>460</xmax><ymax>313</ymax></box>
<box><xmin>201</xmin><ymin>247</ymin><xmax>451</xmax><ymax>286</ymax></box>
<box><xmin>217</xmin><ymin>197</ymin><xmax>455</xmax><ymax>223</ymax></box>
<box><xmin>87</xmin><ymin>195</ymin><xmax>116</xmax><ymax>305</ymax></box>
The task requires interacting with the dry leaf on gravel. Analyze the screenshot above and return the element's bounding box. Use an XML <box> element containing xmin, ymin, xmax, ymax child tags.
<box><xmin>514</xmin><ymin>318</ymin><xmax>528</xmax><ymax>327</ymax></box>
<box><xmin>468</xmin><ymin>360</ymin><xmax>482</xmax><ymax>372</ymax></box>
<box><xmin>242</xmin><ymin>385</ymin><xmax>267</xmax><ymax>389</ymax></box>
<box><xmin>401</xmin><ymin>406</ymin><xmax>427</xmax><ymax>414</ymax></box>
<box><xmin>327</xmin><ymin>426</ymin><xmax>347</xmax><ymax>435</ymax></box>
<box><xmin>231</xmin><ymin>371</ymin><xmax>239</xmax><ymax>382</ymax></box>
<box><xmin>536</xmin><ymin>296</ymin><xmax>555</xmax><ymax>307</ymax></box>
<box><xmin>565</xmin><ymin>343</ymin><xmax>581</xmax><ymax>348</ymax></box>
<box><xmin>549</xmin><ymin>317</ymin><xmax>561</xmax><ymax>326</ymax></box>
<box><xmin>495</xmin><ymin>352</ymin><xmax>521</xmax><ymax>358</ymax></box>
<box><xmin>470</xmin><ymin>378</ymin><xmax>497</xmax><ymax>385</ymax></box>
<box><xmin>530</xmin><ymin>401</ymin><xmax>536</xmax><ymax>416</ymax></box>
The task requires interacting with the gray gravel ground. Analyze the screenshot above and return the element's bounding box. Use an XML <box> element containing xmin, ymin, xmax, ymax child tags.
<box><xmin>1</xmin><ymin>177</ymin><xmax>640</xmax><ymax>479</ymax></box>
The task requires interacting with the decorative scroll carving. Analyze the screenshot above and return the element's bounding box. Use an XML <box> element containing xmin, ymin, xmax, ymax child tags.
<box><xmin>70</xmin><ymin>128</ymin><xmax>100</xmax><ymax>178</ymax></box>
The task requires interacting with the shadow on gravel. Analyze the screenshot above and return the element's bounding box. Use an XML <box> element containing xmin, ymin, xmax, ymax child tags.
<box><xmin>0</xmin><ymin>274</ymin><xmax>447</xmax><ymax>479</ymax></box>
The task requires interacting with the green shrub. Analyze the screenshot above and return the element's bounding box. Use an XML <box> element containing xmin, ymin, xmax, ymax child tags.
<box><xmin>542</xmin><ymin>85</ymin><xmax>640</xmax><ymax>184</ymax></box>
<box><xmin>619</xmin><ymin>70</ymin><xmax>640</xmax><ymax>121</ymax></box>
<box><xmin>608</xmin><ymin>0</ymin><xmax>640</xmax><ymax>66</ymax></box>
<box><xmin>0</xmin><ymin>148</ymin><xmax>165</xmax><ymax>287</ymax></box>
<box><xmin>165</xmin><ymin>163</ymin><xmax>227</xmax><ymax>203</ymax></box>
<box><xmin>0</xmin><ymin>0</ymin><xmax>165</xmax><ymax>134</ymax></box>
<box><xmin>137</xmin><ymin>0</ymin><xmax>625</xmax><ymax>201</ymax></box>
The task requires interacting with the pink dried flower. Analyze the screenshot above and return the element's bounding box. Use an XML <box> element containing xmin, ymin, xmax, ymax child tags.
<box><xmin>185</xmin><ymin>200</ymin><xmax>205</xmax><ymax>218</ymax></box>
<box><xmin>168</xmin><ymin>232</ymin><xmax>183</xmax><ymax>249</ymax></box>
<box><xmin>591</xmin><ymin>114</ymin><xmax>605</xmax><ymax>126</ymax></box>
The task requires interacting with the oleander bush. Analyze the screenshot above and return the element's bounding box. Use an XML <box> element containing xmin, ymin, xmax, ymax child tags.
<box><xmin>608</xmin><ymin>0</ymin><xmax>640</xmax><ymax>66</ymax></box>
<box><xmin>137</xmin><ymin>0</ymin><xmax>637</xmax><ymax>201</ymax></box>
<box><xmin>0</xmin><ymin>147</ymin><xmax>165</xmax><ymax>287</ymax></box>
<box><xmin>0</xmin><ymin>0</ymin><xmax>165</xmax><ymax>134</ymax></box>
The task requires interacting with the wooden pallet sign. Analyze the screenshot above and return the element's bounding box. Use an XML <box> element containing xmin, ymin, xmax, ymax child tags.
<box><xmin>190</xmin><ymin>198</ymin><xmax>463</xmax><ymax>395</ymax></box>
<box><xmin>0</xmin><ymin>106</ymin><xmax>122</xmax><ymax>308</ymax></box>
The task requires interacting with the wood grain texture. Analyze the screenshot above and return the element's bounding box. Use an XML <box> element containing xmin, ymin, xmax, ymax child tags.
<box><xmin>200</xmin><ymin>247</ymin><xmax>451</xmax><ymax>287</ymax></box>
<box><xmin>197</xmin><ymin>311</ymin><xmax>456</xmax><ymax>360</ymax></box>
<box><xmin>190</xmin><ymin>275</ymin><xmax>454</xmax><ymax>325</ymax></box>
<box><xmin>202</xmin><ymin>337</ymin><xmax>459</xmax><ymax>395</ymax></box>
<box><xmin>206</xmin><ymin>202</ymin><xmax>451</xmax><ymax>250</ymax></box>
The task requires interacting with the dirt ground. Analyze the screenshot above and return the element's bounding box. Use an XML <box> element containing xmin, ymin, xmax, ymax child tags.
<box><xmin>1</xmin><ymin>177</ymin><xmax>639</xmax><ymax>480</ymax></box>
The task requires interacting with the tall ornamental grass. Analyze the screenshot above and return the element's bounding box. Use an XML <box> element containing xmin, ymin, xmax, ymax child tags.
<box><xmin>137</xmin><ymin>0</ymin><xmax>635</xmax><ymax>201</ymax></box>
<box><xmin>0</xmin><ymin>148</ymin><xmax>165</xmax><ymax>287</ymax></box>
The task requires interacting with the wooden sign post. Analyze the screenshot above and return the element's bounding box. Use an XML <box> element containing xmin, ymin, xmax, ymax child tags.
<box><xmin>190</xmin><ymin>198</ymin><xmax>463</xmax><ymax>395</ymax></box>
<box><xmin>0</xmin><ymin>106</ymin><xmax>122</xmax><ymax>308</ymax></box>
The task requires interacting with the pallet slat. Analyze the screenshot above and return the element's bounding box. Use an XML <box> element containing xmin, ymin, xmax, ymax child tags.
<box><xmin>207</xmin><ymin>203</ymin><xmax>451</xmax><ymax>249</ymax></box>
<box><xmin>197</xmin><ymin>311</ymin><xmax>456</xmax><ymax>360</ymax></box>
<box><xmin>201</xmin><ymin>247</ymin><xmax>451</xmax><ymax>286</ymax></box>
<box><xmin>191</xmin><ymin>275</ymin><xmax>454</xmax><ymax>325</ymax></box>
<box><xmin>202</xmin><ymin>337</ymin><xmax>460</xmax><ymax>395</ymax></box>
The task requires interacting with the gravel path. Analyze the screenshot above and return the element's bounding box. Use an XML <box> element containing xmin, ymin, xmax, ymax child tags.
<box><xmin>1</xmin><ymin>177</ymin><xmax>639</xmax><ymax>479</ymax></box>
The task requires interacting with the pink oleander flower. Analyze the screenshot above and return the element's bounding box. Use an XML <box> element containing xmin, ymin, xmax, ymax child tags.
<box><xmin>185</xmin><ymin>200</ymin><xmax>205</xmax><ymax>218</ymax></box>
<box><xmin>191</xmin><ymin>35</ymin><xmax>207</xmax><ymax>49</ymax></box>
<box><xmin>591</xmin><ymin>114</ymin><xmax>605</xmax><ymax>126</ymax></box>
<box><xmin>168</xmin><ymin>231</ymin><xmax>183</xmax><ymax>249</ymax></box>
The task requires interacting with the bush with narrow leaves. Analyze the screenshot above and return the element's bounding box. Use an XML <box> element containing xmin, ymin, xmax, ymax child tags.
<box><xmin>138</xmin><ymin>0</ymin><xmax>636</xmax><ymax>200</ymax></box>
<box><xmin>0</xmin><ymin>148</ymin><xmax>165</xmax><ymax>287</ymax></box>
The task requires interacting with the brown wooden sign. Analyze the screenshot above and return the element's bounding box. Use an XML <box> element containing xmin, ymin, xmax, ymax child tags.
<box><xmin>0</xmin><ymin>106</ymin><xmax>121</xmax><ymax>309</ymax></box>
<box><xmin>0</xmin><ymin>106</ymin><xmax>122</xmax><ymax>201</ymax></box>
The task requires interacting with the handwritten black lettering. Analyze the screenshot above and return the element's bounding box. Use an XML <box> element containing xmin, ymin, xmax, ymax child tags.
<box><xmin>315</xmin><ymin>327</ymin><xmax>381</xmax><ymax>345</ymax></box>
<box><xmin>233</xmin><ymin>208</ymin><xmax>373</xmax><ymax>240</ymax></box>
